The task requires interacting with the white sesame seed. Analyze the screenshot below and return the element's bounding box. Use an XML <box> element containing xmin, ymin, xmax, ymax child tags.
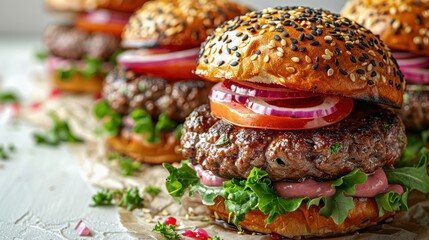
<box><xmin>269</xmin><ymin>26</ymin><xmax>275</xmax><ymax>32</ymax></box>
<box><xmin>264</xmin><ymin>55</ymin><xmax>270</xmax><ymax>63</ymax></box>
<box><xmin>291</xmin><ymin>57</ymin><xmax>300</xmax><ymax>62</ymax></box>
<box><xmin>324</xmin><ymin>36</ymin><xmax>333</xmax><ymax>42</ymax></box>
<box><xmin>276</xmin><ymin>52</ymin><xmax>284</xmax><ymax>57</ymax></box>
<box><xmin>327</xmin><ymin>69</ymin><xmax>334</xmax><ymax>76</ymax></box>
<box><xmin>259</xmin><ymin>29</ymin><xmax>266</xmax><ymax>35</ymax></box>
<box><xmin>367</xmin><ymin>64</ymin><xmax>373</xmax><ymax>71</ymax></box>
<box><xmin>277</xmin><ymin>47</ymin><xmax>284</xmax><ymax>53</ymax></box>
<box><xmin>322</xmin><ymin>54</ymin><xmax>332</xmax><ymax>60</ymax></box>
<box><xmin>305</xmin><ymin>55</ymin><xmax>311</xmax><ymax>63</ymax></box>
<box><xmin>368</xmin><ymin>50</ymin><xmax>376</xmax><ymax>57</ymax></box>
<box><xmin>350</xmin><ymin>73</ymin><xmax>356</xmax><ymax>82</ymax></box>
<box><xmin>281</xmin><ymin>39</ymin><xmax>287</xmax><ymax>46</ymax></box>
<box><xmin>286</xmin><ymin>67</ymin><xmax>296</xmax><ymax>73</ymax></box>
<box><xmin>251</xmin><ymin>54</ymin><xmax>258</xmax><ymax>60</ymax></box>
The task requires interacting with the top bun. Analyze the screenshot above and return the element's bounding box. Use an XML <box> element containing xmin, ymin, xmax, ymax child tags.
<box><xmin>122</xmin><ymin>0</ymin><xmax>250</xmax><ymax>49</ymax></box>
<box><xmin>45</xmin><ymin>0</ymin><xmax>148</xmax><ymax>13</ymax></box>
<box><xmin>195</xmin><ymin>6</ymin><xmax>405</xmax><ymax>108</ymax></box>
<box><xmin>342</xmin><ymin>0</ymin><xmax>429</xmax><ymax>56</ymax></box>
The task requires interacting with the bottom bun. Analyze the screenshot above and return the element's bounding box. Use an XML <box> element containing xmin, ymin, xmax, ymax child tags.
<box><xmin>49</xmin><ymin>72</ymin><xmax>104</xmax><ymax>93</ymax></box>
<box><xmin>208</xmin><ymin>197</ymin><xmax>395</xmax><ymax>238</ymax></box>
<box><xmin>106</xmin><ymin>129</ymin><xmax>182</xmax><ymax>164</ymax></box>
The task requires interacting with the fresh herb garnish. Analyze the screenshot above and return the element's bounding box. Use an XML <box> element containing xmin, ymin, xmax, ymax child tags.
<box><xmin>81</xmin><ymin>57</ymin><xmax>102</xmax><ymax>79</ymax></box>
<box><xmin>93</xmin><ymin>100</ymin><xmax>122</xmax><ymax>135</ymax></box>
<box><xmin>34</xmin><ymin>50</ymin><xmax>48</xmax><ymax>61</ymax></box>
<box><xmin>375</xmin><ymin>189</ymin><xmax>409</xmax><ymax>217</ymax></box>
<box><xmin>0</xmin><ymin>144</ymin><xmax>16</xmax><ymax>160</ymax></box>
<box><xmin>175</xmin><ymin>124</ymin><xmax>183</xmax><ymax>140</ymax></box>
<box><xmin>215</xmin><ymin>133</ymin><xmax>229</xmax><ymax>146</ymax></box>
<box><xmin>90</xmin><ymin>189</ymin><xmax>115</xmax><ymax>207</ymax></box>
<box><xmin>56</xmin><ymin>67</ymin><xmax>77</xmax><ymax>81</ymax></box>
<box><xmin>144</xmin><ymin>186</ymin><xmax>161</xmax><ymax>196</ymax></box>
<box><xmin>91</xmin><ymin>187</ymin><xmax>145</xmax><ymax>211</ymax></box>
<box><xmin>108</xmin><ymin>49</ymin><xmax>124</xmax><ymax>66</ymax></box>
<box><xmin>0</xmin><ymin>91</ymin><xmax>19</xmax><ymax>103</ymax></box>
<box><xmin>329</xmin><ymin>142</ymin><xmax>342</xmax><ymax>155</ymax></box>
<box><xmin>119</xmin><ymin>158</ymin><xmax>141</xmax><ymax>176</ymax></box>
<box><xmin>33</xmin><ymin>112</ymin><xmax>83</xmax><ymax>146</ymax></box>
<box><xmin>117</xmin><ymin>187</ymin><xmax>145</xmax><ymax>211</ymax></box>
<box><xmin>152</xmin><ymin>221</ymin><xmax>180</xmax><ymax>239</ymax></box>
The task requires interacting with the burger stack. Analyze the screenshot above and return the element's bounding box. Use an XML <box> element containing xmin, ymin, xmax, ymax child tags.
<box><xmin>42</xmin><ymin>0</ymin><xmax>148</xmax><ymax>93</ymax></box>
<box><xmin>342</xmin><ymin>0</ymin><xmax>429</xmax><ymax>130</ymax></box>
<box><xmin>164</xmin><ymin>6</ymin><xmax>429</xmax><ymax>238</ymax></box>
<box><xmin>94</xmin><ymin>0</ymin><xmax>250</xmax><ymax>163</ymax></box>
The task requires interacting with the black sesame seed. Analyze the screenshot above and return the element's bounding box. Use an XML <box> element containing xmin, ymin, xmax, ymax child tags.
<box><xmin>370</xmin><ymin>60</ymin><xmax>376</xmax><ymax>66</ymax></box>
<box><xmin>310</xmin><ymin>41</ymin><xmax>320</xmax><ymax>46</ymax></box>
<box><xmin>274</xmin><ymin>35</ymin><xmax>281</xmax><ymax>41</ymax></box>
<box><xmin>363</xmin><ymin>53</ymin><xmax>369</xmax><ymax>59</ymax></box>
<box><xmin>312</xmin><ymin>63</ymin><xmax>319</xmax><ymax>70</ymax></box>
<box><xmin>255</xmin><ymin>49</ymin><xmax>261</xmax><ymax>55</ymax></box>
<box><xmin>396</xmin><ymin>84</ymin><xmax>401</xmax><ymax>90</ymax></box>
<box><xmin>226</xmin><ymin>39</ymin><xmax>232</xmax><ymax>44</ymax></box>
<box><xmin>325</xmin><ymin>64</ymin><xmax>331</xmax><ymax>71</ymax></box>
<box><xmin>299</xmin><ymin>47</ymin><xmax>306</xmax><ymax>52</ymax></box>
<box><xmin>379</xmin><ymin>62</ymin><xmax>384</xmax><ymax>67</ymax></box>
<box><xmin>315</xmin><ymin>56</ymin><xmax>319</xmax><ymax>62</ymax></box>
<box><xmin>367</xmin><ymin>80</ymin><xmax>375</xmax><ymax>85</ymax></box>
<box><xmin>231</xmin><ymin>46</ymin><xmax>238</xmax><ymax>51</ymax></box>
<box><xmin>296</xmin><ymin>27</ymin><xmax>304</xmax><ymax>31</ymax></box>
<box><xmin>371</xmin><ymin>71</ymin><xmax>377</xmax><ymax>77</ymax></box>
<box><xmin>218</xmin><ymin>60</ymin><xmax>225</xmax><ymax>66</ymax></box>
<box><xmin>290</xmin><ymin>38</ymin><xmax>298</xmax><ymax>44</ymax></box>
<box><xmin>340</xmin><ymin>69</ymin><xmax>348</xmax><ymax>75</ymax></box>
<box><xmin>305</xmin><ymin>34</ymin><xmax>314</xmax><ymax>40</ymax></box>
<box><xmin>358</xmin><ymin>56</ymin><xmax>366</xmax><ymax>62</ymax></box>
<box><xmin>235</xmin><ymin>32</ymin><xmax>243</xmax><ymax>37</ymax></box>
<box><xmin>235</xmin><ymin>52</ymin><xmax>241</xmax><ymax>57</ymax></box>
<box><xmin>350</xmin><ymin>56</ymin><xmax>357</xmax><ymax>63</ymax></box>
<box><xmin>242</xmin><ymin>34</ymin><xmax>249</xmax><ymax>41</ymax></box>
<box><xmin>356</xmin><ymin>69</ymin><xmax>365</xmax><ymax>74</ymax></box>
<box><xmin>334</xmin><ymin>59</ymin><xmax>339</xmax><ymax>66</ymax></box>
<box><xmin>298</xmin><ymin>33</ymin><xmax>304</xmax><ymax>41</ymax></box>
<box><xmin>291</xmin><ymin>44</ymin><xmax>297</xmax><ymax>51</ymax></box>
<box><xmin>203</xmin><ymin>59</ymin><xmax>209</xmax><ymax>64</ymax></box>
<box><xmin>388</xmin><ymin>80</ymin><xmax>393</xmax><ymax>86</ymax></box>
<box><xmin>282</xmin><ymin>31</ymin><xmax>289</xmax><ymax>37</ymax></box>
<box><xmin>230</xmin><ymin>61</ymin><xmax>238</xmax><ymax>67</ymax></box>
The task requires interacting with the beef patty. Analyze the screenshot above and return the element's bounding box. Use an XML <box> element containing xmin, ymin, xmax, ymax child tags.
<box><xmin>43</xmin><ymin>24</ymin><xmax>120</xmax><ymax>60</ymax></box>
<box><xmin>181</xmin><ymin>103</ymin><xmax>406</xmax><ymax>181</ymax></box>
<box><xmin>398</xmin><ymin>85</ymin><xmax>429</xmax><ymax>130</ymax></box>
<box><xmin>103</xmin><ymin>68</ymin><xmax>212</xmax><ymax>122</ymax></box>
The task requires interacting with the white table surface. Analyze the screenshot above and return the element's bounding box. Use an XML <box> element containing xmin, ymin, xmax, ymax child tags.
<box><xmin>0</xmin><ymin>37</ymin><xmax>136</xmax><ymax>239</ymax></box>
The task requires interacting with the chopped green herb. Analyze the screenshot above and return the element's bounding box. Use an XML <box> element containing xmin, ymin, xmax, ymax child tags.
<box><xmin>108</xmin><ymin>49</ymin><xmax>124</xmax><ymax>66</ymax></box>
<box><xmin>0</xmin><ymin>91</ymin><xmax>19</xmax><ymax>103</ymax></box>
<box><xmin>117</xmin><ymin>187</ymin><xmax>144</xmax><ymax>211</ymax></box>
<box><xmin>215</xmin><ymin>133</ymin><xmax>229</xmax><ymax>146</ymax></box>
<box><xmin>34</xmin><ymin>50</ymin><xmax>48</xmax><ymax>61</ymax></box>
<box><xmin>120</xmin><ymin>158</ymin><xmax>141</xmax><ymax>176</ymax></box>
<box><xmin>174</xmin><ymin>124</ymin><xmax>183</xmax><ymax>141</ymax></box>
<box><xmin>93</xmin><ymin>100</ymin><xmax>122</xmax><ymax>135</ymax></box>
<box><xmin>211</xmin><ymin>237</ymin><xmax>222</xmax><ymax>240</ymax></box>
<box><xmin>152</xmin><ymin>221</ymin><xmax>180</xmax><ymax>239</ymax></box>
<box><xmin>0</xmin><ymin>144</ymin><xmax>15</xmax><ymax>160</ymax></box>
<box><xmin>144</xmin><ymin>186</ymin><xmax>161</xmax><ymax>196</ymax></box>
<box><xmin>130</xmin><ymin>109</ymin><xmax>179</xmax><ymax>143</ymax></box>
<box><xmin>90</xmin><ymin>189</ymin><xmax>115</xmax><ymax>207</ymax></box>
<box><xmin>329</xmin><ymin>142</ymin><xmax>342</xmax><ymax>155</ymax></box>
<box><xmin>33</xmin><ymin>112</ymin><xmax>83</xmax><ymax>146</ymax></box>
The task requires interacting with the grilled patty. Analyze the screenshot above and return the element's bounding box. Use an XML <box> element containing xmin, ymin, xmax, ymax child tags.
<box><xmin>43</xmin><ymin>24</ymin><xmax>120</xmax><ymax>60</ymax></box>
<box><xmin>398</xmin><ymin>86</ymin><xmax>429</xmax><ymax>130</ymax></box>
<box><xmin>181</xmin><ymin>103</ymin><xmax>406</xmax><ymax>181</ymax></box>
<box><xmin>103</xmin><ymin>68</ymin><xmax>212</xmax><ymax>122</ymax></box>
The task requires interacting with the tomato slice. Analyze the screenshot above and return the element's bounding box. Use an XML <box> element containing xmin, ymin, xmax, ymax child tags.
<box><xmin>74</xmin><ymin>11</ymin><xmax>130</xmax><ymax>37</ymax></box>
<box><xmin>210</xmin><ymin>97</ymin><xmax>354</xmax><ymax>130</ymax></box>
<box><xmin>128</xmin><ymin>57</ymin><xmax>198</xmax><ymax>80</ymax></box>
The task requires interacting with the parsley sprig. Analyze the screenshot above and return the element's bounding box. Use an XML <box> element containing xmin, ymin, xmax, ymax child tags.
<box><xmin>152</xmin><ymin>221</ymin><xmax>180</xmax><ymax>239</ymax></box>
<box><xmin>0</xmin><ymin>144</ymin><xmax>16</xmax><ymax>160</ymax></box>
<box><xmin>90</xmin><ymin>187</ymin><xmax>144</xmax><ymax>211</ymax></box>
<box><xmin>0</xmin><ymin>91</ymin><xmax>19</xmax><ymax>103</ymax></box>
<box><xmin>107</xmin><ymin>153</ymin><xmax>141</xmax><ymax>176</ymax></box>
<box><xmin>93</xmin><ymin>100</ymin><xmax>122</xmax><ymax>135</ymax></box>
<box><xmin>33</xmin><ymin>112</ymin><xmax>83</xmax><ymax>146</ymax></box>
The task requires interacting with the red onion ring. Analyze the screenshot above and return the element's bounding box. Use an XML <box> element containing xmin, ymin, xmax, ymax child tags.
<box><xmin>400</xmin><ymin>67</ymin><xmax>429</xmax><ymax>84</ymax></box>
<box><xmin>245</xmin><ymin>95</ymin><xmax>340</xmax><ymax>118</ymax></box>
<box><xmin>80</xmin><ymin>10</ymin><xmax>130</xmax><ymax>25</ymax></box>
<box><xmin>396</xmin><ymin>56</ymin><xmax>429</xmax><ymax>68</ymax></box>
<box><xmin>392</xmin><ymin>51</ymin><xmax>419</xmax><ymax>60</ymax></box>
<box><xmin>224</xmin><ymin>80</ymin><xmax>316</xmax><ymax>99</ymax></box>
<box><xmin>45</xmin><ymin>56</ymin><xmax>112</xmax><ymax>73</ymax></box>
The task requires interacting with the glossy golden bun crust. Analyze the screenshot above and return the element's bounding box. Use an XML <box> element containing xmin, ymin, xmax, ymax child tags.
<box><xmin>122</xmin><ymin>0</ymin><xmax>250</xmax><ymax>49</ymax></box>
<box><xmin>342</xmin><ymin>0</ymin><xmax>429</xmax><ymax>56</ymax></box>
<box><xmin>195</xmin><ymin>6</ymin><xmax>405</xmax><ymax>108</ymax></box>
<box><xmin>106</xmin><ymin>130</ymin><xmax>182</xmax><ymax>164</ymax></box>
<box><xmin>208</xmin><ymin>197</ymin><xmax>395</xmax><ymax>238</ymax></box>
<box><xmin>49</xmin><ymin>72</ymin><xmax>103</xmax><ymax>93</ymax></box>
<box><xmin>45</xmin><ymin>0</ymin><xmax>148</xmax><ymax>13</ymax></box>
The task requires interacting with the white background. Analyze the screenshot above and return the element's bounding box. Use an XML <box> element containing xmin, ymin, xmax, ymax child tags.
<box><xmin>0</xmin><ymin>0</ymin><xmax>349</xmax><ymax>36</ymax></box>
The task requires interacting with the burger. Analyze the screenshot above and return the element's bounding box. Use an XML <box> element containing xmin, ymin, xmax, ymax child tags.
<box><xmin>93</xmin><ymin>0</ymin><xmax>250</xmax><ymax>163</ymax></box>
<box><xmin>342</xmin><ymin>0</ymin><xmax>429</xmax><ymax>130</ymax></box>
<box><xmin>42</xmin><ymin>0</ymin><xmax>148</xmax><ymax>93</ymax></box>
<box><xmin>163</xmin><ymin>6</ymin><xmax>429</xmax><ymax>238</ymax></box>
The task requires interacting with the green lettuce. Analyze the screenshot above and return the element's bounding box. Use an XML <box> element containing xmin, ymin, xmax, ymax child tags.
<box><xmin>93</xmin><ymin>100</ymin><xmax>122</xmax><ymax>135</ymax></box>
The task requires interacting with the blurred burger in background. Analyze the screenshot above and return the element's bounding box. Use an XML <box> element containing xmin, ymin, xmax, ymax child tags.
<box><xmin>41</xmin><ymin>0</ymin><xmax>148</xmax><ymax>93</ymax></box>
<box><xmin>164</xmin><ymin>6</ymin><xmax>429</xmax><ymax>238</ymax></box>
<box><xmin>342</xmin><ymin>0</ymin><xmax>429</xmax><ymax>131</ymax></box>
<box><xmin>94</xmin><ymin>0</ymin><xmax>250</xmax><ymax>164</ymax></box>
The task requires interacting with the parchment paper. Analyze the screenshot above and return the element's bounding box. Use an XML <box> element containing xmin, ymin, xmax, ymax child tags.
<box><xmin>23</xmin><ymin>72</ymin><xmax>429</xmax><ymax>239</ymax></box>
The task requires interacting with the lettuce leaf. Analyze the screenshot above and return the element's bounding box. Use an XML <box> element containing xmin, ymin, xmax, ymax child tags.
<box><xmin>93</xmin><ymin>100</ymin><xmax>122</xmax><ymax>135</ymax></box>
<box><xmin>375</xmin><ymin>189</ymin><xmax>409</xmax><ymax>217</ymax></box>
<box><xmin>163</xmin><ymin>162</ymin><xmax>199</xmax><ymax>201</ymax></box>
<box><xmin>385</xmin><ymin>148</ymin><xmax>429</xmax><ymax>194</ymax></box>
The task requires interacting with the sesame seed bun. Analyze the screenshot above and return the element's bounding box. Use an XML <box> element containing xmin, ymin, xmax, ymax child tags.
<box><xmin>106</xmin><ymin>130</ymin><xmax>182</xmax><ymax>164</ymax></box>
<box><xmin>122</xmin><ymin>0</ymin><xmax>250</xmax><ymax>49</ymax></box>
<box><xmin>195</xmin><ymin>6</ymin><xmax>405</xmax><ymax>108</ymax></box>
<box><xmin>342</xmin><ymin>0</ymin><xmax>429</xmax><ymax>56</ymax></box>
<box><xmin>208</xmin><ymin>196</ymin><xmax>396</xmax><ymax>238</ymax></box>
<box><xmin>45</xmin><ymin>0</ymin><xmax>148</xmax><ymax>13</ymax></box>
<box><xmin>49</xmin><ymin>72</ymin><xmax>104</xmax><ymax>93</ymax></box>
